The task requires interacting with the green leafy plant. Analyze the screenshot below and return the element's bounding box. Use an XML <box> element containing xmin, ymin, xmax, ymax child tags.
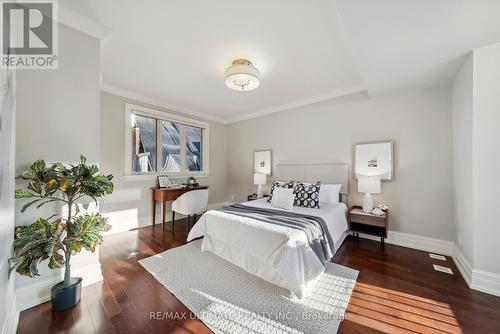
<box><xmin>10</xmin><ymin>155</ymin><xmax>114</xmax><ymax>287</ymax></box>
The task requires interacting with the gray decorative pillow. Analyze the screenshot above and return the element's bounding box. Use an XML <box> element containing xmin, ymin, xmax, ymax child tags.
<box><xmin>267</xmin><ymin>181</ymin><xmax>295</xmax><ymax>203</ymax></box>
<box><xmin>293</xmin><ymin>181</ymin><xmax>321</xmax><ymax>208</ymax></box>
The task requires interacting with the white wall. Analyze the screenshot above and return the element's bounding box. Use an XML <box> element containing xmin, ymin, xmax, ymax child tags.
<box><xmin>227</xmin><ymin>87</ymin><xmax>455</xmax><ymax>241</ymax></box>
<box><xmin>472</xmin><ymin>43</ymin><xmax>500</xmax><ymax>275</ymax></box>
<box><xmin>14</xmin><ymin>24</ymin><xmax>102</xmax><ymax>310</ymax></box>
<box><xmin>451</xmin><ymin>43</ymin><xmax>500</xmax><ymax>296</ymax></box>
<box><xmin>451</xmin><ymin>53</ymin><xmax>474</xmax><ymax>266</ymax></box>
<box><xmin>99</xmin><ymin>92</ymin><xmax>228</xmax><ymax>234</ymax></box>
<box><xmin>0</xmin><ymin>68</ymin><xmax>18</xmax><ymax>333</ymax></box>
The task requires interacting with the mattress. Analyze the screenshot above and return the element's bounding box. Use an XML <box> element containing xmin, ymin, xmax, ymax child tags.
<box><xmin>187</xmin><ymin>198</ymin><xmax>349</xmax><ymax>298</ymax></box>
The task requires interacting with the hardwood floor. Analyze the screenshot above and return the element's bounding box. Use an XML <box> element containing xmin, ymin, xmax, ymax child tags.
<box><xmin>17</xmin><ymin>219</ymin><xmax>500</xmax><ymax>334</ymax></box>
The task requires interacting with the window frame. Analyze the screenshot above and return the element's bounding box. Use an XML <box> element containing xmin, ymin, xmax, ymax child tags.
<box><xmin>124</xmin><ymin>103</ymin><xmax>210</xmax><ymax>180</ymax></box>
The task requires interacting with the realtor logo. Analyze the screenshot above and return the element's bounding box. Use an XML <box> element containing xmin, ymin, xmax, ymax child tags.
<box><xmin>1</xmin><ymin>0</ymin><xmax>58</xmax><ymax>69</ymax></box>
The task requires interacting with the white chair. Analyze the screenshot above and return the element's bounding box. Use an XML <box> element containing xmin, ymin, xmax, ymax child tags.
<box><xmin>171</xmin><ymin>189</ymin><xmax>209</xmax><ymax>232</ymax></box>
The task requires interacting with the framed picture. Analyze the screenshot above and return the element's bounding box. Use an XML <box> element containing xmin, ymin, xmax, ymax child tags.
<box><xmin>158</xmin><ymin>175</ymin><xmax>171</xmax><ymax>188</ymax></box>
<box><xmin>354</xmin><ymin>140</ymin><xmax>393</xmax><ymax>181</ymax></box>
<box><xmin>254</xmin><ymin>150</ymin><xmax>272</xmax><ymax>176</ymax></box>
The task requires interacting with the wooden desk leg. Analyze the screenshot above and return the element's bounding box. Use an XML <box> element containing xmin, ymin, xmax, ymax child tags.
<box><xmin>151</xmin><ymin>193</ymin><xmax>156</xmax><ymax>226</ymax></box>
<box><xmin>172</xmin><ymin>211</ymin><xmax>175</xmax><ymax>231</ymax></box>
<box><xmin>162</xmin><ymin>200</ymin><xmax>167</xmax><ymax>231</ymax></box>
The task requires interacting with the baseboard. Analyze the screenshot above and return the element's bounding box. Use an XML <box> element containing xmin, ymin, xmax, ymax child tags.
<box><xmin>471</xmin><ymin>269</ymin><xmax>500</xmax><ymax>297</ymax></box>
<box><xmin>452</xmin><ymin>245</ymin><xmax>473</xmax><ymax>285</ymax></box>
<box><xmin>16</xmin><ymin>262</ymin><xmax>103</xmax><ymax>311</ymax></box>
<box><xmin>1</xmin><ymin>296</ymin><xmax>19</xmax><ymax>334</ymax></box>
<box><xmin>451</xmin><ymin>244</ymin><xmax>500</xmax><ymax>297</ymax></box>
<box><xmin>357</xmin><ymin>231</ymin><xmax>454</xmax><ymax>256</ymax></box>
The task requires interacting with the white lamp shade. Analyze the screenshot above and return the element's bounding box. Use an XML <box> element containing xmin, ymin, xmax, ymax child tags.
<box><xmin>358</xmin><ymin>175</ymin><xmax>381</xmax><ymax>194</ymax></box>
<box><xmin>253</xmin><ymin>173</ymin><xmax>267</xmax><ymax>185</ymax></box>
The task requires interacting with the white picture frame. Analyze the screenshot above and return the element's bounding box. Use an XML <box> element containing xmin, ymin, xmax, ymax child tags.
<box><xmin>158</xmin><ymin>176</ymin><xmax>171</xmax><ymax>188</ymax></box>
<box><xmin>354</xmin><ymin>141</ymin><xmax>393</xmax><ymax>181</ymax></box>
<box><xmin>254</xmin><ymin>150</ymin><xmax>272</xmax><ymax>176</ymax></box>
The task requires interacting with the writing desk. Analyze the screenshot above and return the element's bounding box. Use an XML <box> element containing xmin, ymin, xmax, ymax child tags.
<box><xmin>151</xmin><ymin>185</ymin><xmax>209</xmax><ymax>229</ymax></box>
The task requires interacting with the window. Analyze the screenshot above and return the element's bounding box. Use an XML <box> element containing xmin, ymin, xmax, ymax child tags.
<box><xmin>125</xmin><ymin>103</ymin><xmax>209</xmax><ymax>178</ymax></box>
<box><xmin>132</xmin><ymin>114</ymin><xmax>157</xmax><ymax>172</ymax></box>
<box><xmin>160</xmin><ymin>121</ymin><xmax>181</xmax><ymax>172</ymax></box>
<box><xmin>186</xmin><ymin>125</ymin><xmax>203</xmax><ymax>172</ymax></box>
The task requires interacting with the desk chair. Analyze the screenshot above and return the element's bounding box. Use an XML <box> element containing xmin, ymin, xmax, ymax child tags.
<box><xmin>171</xmin><ymin>189</ymin><xmax>209</xmax><ymax>232</ymax></box>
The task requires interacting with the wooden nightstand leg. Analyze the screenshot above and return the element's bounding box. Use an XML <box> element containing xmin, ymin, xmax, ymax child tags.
<box><xmin>381</xmin><ymin>237</ymin><xmax>385</xmax><ymax>246</ymax></box>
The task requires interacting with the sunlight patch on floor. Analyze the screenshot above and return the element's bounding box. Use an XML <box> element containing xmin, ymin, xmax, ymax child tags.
<box><xmin>345</xmin><ymin>282</ymin><xmax>462</xmax><ymax>334</ymax></box>
<box><xmin>193</xmin><ymin>289</ymin><xmax>302</xmax><ymax>334</ymax></box>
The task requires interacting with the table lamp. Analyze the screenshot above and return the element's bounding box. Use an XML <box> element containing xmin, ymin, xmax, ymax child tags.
<box><xmin>358</xmin><ymin>175</ymin><xmax>381</xmax><ymax>213</ymax></box>
<box><xmin>253</xmin><ymin>173</ymin><xmax>267</xmax><ymax>198</ymax></box>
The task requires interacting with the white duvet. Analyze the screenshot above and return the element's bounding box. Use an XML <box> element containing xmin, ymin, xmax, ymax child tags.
<box><xmin>187</xmin><ymin>199</ymin><xmax>349</xmax><ymax>298</ymax></box>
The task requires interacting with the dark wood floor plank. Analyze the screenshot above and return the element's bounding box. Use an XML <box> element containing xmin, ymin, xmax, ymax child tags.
<box><xmin>81</xmin><ymin>284</ymin><xmax>117</xmax><ymax>334</ymax></box>
<box><xmin>71</xmin><ymin>294</ymin><xmax>97</xmax><ymax>334</ymax></box>
<box><xmin>94</xmin><ymin>280</ymin><xmax>122</xmax><ymax>318</ymax></box>
<box><xmin>17</xmin><ymin>219</ymin><xmax>500</xmax><ymax>334</ymax></box>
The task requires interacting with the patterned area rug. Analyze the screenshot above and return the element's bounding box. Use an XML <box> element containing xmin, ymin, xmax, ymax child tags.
<box><xmin>139</xmin><ymin>239</ymin><xmax>358</xmax><ymax>334</ymax></box>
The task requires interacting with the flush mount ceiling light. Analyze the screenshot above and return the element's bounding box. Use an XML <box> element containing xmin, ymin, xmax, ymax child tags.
<box><xmin>224</xmin><ymin>59</ymin><xmax>260</xmax><ymax>91</ymax></box>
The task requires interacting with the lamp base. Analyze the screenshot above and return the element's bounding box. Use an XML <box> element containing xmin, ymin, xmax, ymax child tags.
<box><xmin>362</xmin><ymin>193</ymin><xmax>373</xmax><ymax>213</ymax></box>
<box><xmin>257</xmin><ymin>185</ymin><xmax>263</xmax><ymax>199</ymax></box>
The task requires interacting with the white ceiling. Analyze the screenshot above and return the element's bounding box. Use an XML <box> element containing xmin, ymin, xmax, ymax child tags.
<box><xmin>64</xmin><ymin>0</ymin><xmax>500</xmax><ymax>123</ymax></box>
<box><xmin>335</xmin><ymin>0</ymin><xmax>500</xmax><ymax>96</ymax></box>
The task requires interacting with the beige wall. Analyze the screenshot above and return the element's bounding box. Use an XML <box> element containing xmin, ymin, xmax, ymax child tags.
<box><xmin>0</xmin><ymin>68</ymin><xmax>17</xmax><ymax>332</ymax></box>
<box><xmin>451</xmin><ymin>43</ymin><xmax>500</xmax><ymax>280</ymax></box>
<box><xmin>99</xmin><ymin>92</ymin><xmax>228</xmax><ymax>233</ymax></box>
<box><xmin>15</xmin><ymin>24</ymin><xmax>102</xmax><ymax>309</ymax></box>
<box><xmin>472</xmin><ymin>43</ymin><xmax>500</xmax><ymax>275</ymax></box>
<box><xmin>227</xmin><ymin>87</ymin><xmax>455</xmax><ymax>241</ymax></box>
<box><xmin>451</xmin><ymin>53</ymin><xmax>474</xmax><ymax>265</ymax></box>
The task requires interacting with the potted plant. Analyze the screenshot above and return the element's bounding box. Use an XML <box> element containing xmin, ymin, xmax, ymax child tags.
<box><xmin>10</xmin><ymin>155</ymin><xmax>113</xmax><ymax>311</ymax></box>
<box><xmin>188</xmin><ymin>176</ymin><xmax>198</xmax><ymax>186</ymax></box>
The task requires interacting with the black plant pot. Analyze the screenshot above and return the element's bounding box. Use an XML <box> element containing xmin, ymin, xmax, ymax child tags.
<box><xmin>50</xmin><ymin>277</ymin><xmax>82</xmax><ymax>311</ymax></box>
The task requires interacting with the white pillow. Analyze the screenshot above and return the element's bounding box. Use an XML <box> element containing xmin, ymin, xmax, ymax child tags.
<box><xmin>271</xmin><ymin>187</ymin><xmax>295</xmax><ymax>211</ymax></box>
<box><xmin>319</xmin><ymin>184</ymin><xmax>342</xmax><ymax>204</ymax></box>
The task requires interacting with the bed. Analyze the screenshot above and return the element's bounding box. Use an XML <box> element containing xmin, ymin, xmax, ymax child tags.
<box><xmin>187</xmin><ymin>163</ymin><xmax>349</xmax><ymax>298</ymax></box>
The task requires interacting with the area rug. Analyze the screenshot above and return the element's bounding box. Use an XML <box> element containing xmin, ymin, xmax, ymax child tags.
<box><xmin>139</xmin><ymin>240</ymin><xmax>358</xmax><ymax>334</ymax></box>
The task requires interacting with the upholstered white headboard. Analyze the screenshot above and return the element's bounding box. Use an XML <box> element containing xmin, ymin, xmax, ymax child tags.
<box><xmin>274</xmin><ymin>163</ymin><xmax>349</xmax><ymax>195</ymax></box>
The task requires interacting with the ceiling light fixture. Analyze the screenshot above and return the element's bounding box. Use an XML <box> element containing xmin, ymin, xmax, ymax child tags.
<box><xmin>224</xmin><ymin>59</ymin><xmax>260</xmax><ymax>91</ymax></box>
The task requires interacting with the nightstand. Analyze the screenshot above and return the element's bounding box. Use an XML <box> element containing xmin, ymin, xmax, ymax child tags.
<box><xmin>247</xmin><ymin>194</ymin><xmax>268</xmax><ymax>201</ymax></box>
<box><xmin>349</xmin><ymin>206</ymin><xmax>388</xmax><ymax>245</ymax></box>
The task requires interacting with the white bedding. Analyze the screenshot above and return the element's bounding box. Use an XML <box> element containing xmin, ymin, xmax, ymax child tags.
<box><xmin>187</xmin><ymin>198</ymin><xmax>349</xmax><ymax>298</ymax></box>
